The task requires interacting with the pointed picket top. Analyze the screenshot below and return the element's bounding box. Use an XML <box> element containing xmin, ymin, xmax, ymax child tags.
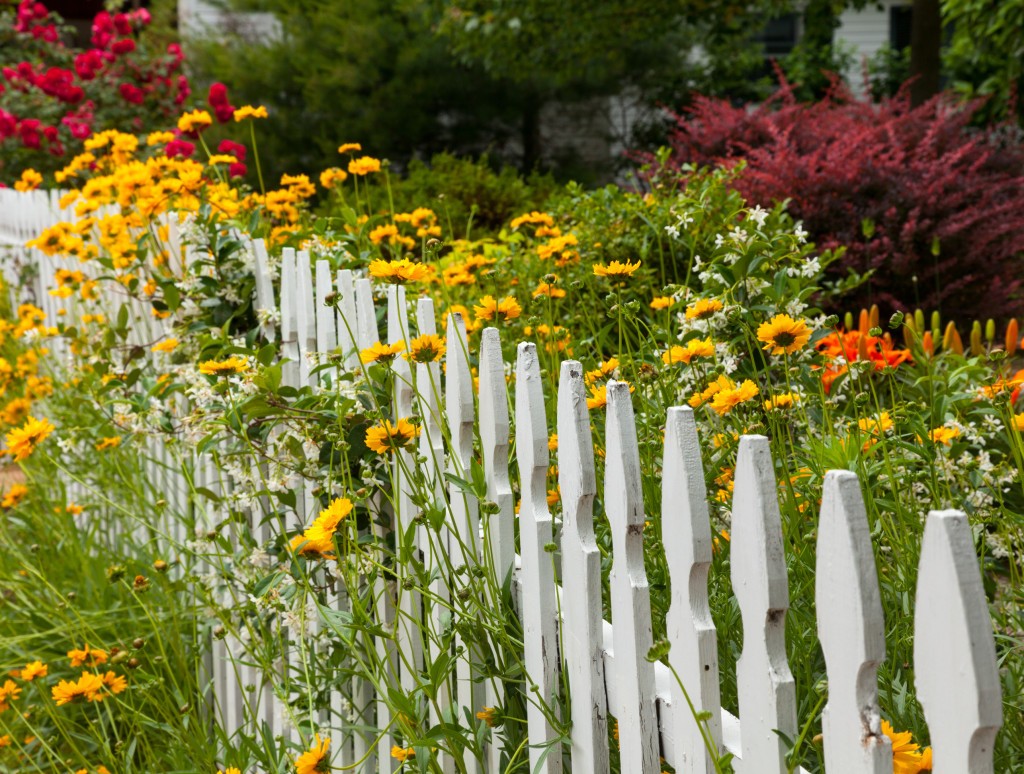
<box><xmin>478</xmin><ymin>328</ymin><xmax>514</xmax><ymax>581</ymax></box>
<box><xmin>514</xmin><ymin>342</ymin><xmax>562</xmax><ymax>773</ymax></box>
<box><xmin>314</xmin><ymin>259</ymin><xmax>337</xmax><ymax>357</ymax></box>
<box><xmin>816</xmin><ymin>470</ymin><xmax>890</xmax><ymax>774</ymax></box>
<box><xmin>914</xmin><ymin>510</ymin><xmax>1002</xmax><ymax>774</ymax></box>
<box><xmin>295</xmin><ymin>249</ymin><xmax>316</xmax><ymax>387</ymax></box>
<box><xmin>252</xmin><ymin>238</ymin><xmax>277</xmax><ymax>341</ymax></box>
<box><xmin>731</xmin><ymin>435</ymin><xmax>796</xmax><ymax>774</ymax></box>
<box><xmin>556</xmin><ymin>360</ymin><xmax>609</xmax><ymax>774</ymax></box>
<box><xmin>604</xmin><ymin>380</ymin><xmax>661</xmax><ymax>773</ymax></box>
<box><xmin>354</xmin><ymin>277</ymin><xmax>377</xmax><ymax>352</ymax></box>
<box><xmin>662</xmin><ymin>406</ymin><xmax>722</xmax><ymax>772</ymax></box>
<box><xmin>336</xmin><ymin>269</ymin><xmax>359</xmax><ymax>369</ymax></box>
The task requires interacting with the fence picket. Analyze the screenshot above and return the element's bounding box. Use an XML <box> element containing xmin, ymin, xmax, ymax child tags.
<box><xmin>479</xmin><ymin>329</ymin><xmax>515</xmax><ymax>591</ymax></box>
<box><xmin>354</xmin><ymin>278</ymin><xmax>377</xmax><ymax>351</ymax></box>
<box><xmin>662</xmin><ymin>406</ymin><xmax>722</xmax><ymax>772</ymax></box>
<box><xmin>252</xmin><ymin>239</ymin><xmax>277</xmax><ymax>342</ymax></box>
<box><xmin>914</xmin><ymin>510</ymin><xmax>1003</xmax><ymax>774</ymax></box>
<box><xmin>445</xmin><ymin>312</ymin><xmax>482</xmax><ymax>774</ymax></box>
<box><xmin>336</xmin><ymin>269</ymin><xmax>359</xmax><ymax>369</ymax></box>
<box><xmin>604</xmin><ymin>380</ymin><xmax>660</xmax><ymax>773</ymax></box>
<box><xmin>477</xmin><ymin>327</ymin><xmax>514</xmax><ymax>771</ymax></box>
<box><xmin>279</xmin><ymin>248</ymin><xmax>300</xmax><ymax>389</ymax></box>
<box><xmin>296</xmin><ymin>249</ymin><xmax>316</xmax><ymax>388</ymax></box>
<box><xmin>415</xmin><ymin>297</ymin><xmax>455</xmax><ymax>774</ymax></box>
<box><xmin>514</xmin><ymin>342</ymin><xmax>562</xmax><ymax>773</ymax></box>
<box><xmin>387</xmin><ymin>284</ymin><xmax>422</xmax><ymax>701</ymax></box>
<box><xmin>731</xmin><ymin>436</ymin><xmax>796</xmax><ymax>774</ymax></box>
<box><xmin>555</xmin><ymin>360</ymin><xmax>609</xmax><ymax>774</ymax></box>
<box><xmin>816</xmin><ymin>471</ymin><xmax>890</xmax><ymax>773</ymax></box>
<box><xmin>315</xmin><ymin>259</ymin><xmax>337</xmax><ymax>359</ymax></box>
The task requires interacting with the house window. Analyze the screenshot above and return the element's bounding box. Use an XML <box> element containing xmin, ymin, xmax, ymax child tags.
<box><xmin>754</xmin><ymin>13</ymin><xmax>800</xmax><ymax>58</ymax></box>
<box><xmin>890</xmin><ymin>6</ymin><xmax>913</xmax><ymax>50</ymax></box>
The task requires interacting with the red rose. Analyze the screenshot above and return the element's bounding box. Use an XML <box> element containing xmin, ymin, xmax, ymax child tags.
<box><xmin>113</xmin><ymin>13</ymin><xmax>132</xmax><ymax>36</ymax></box>
<box><xmin>218</xmin><ymin>139</ymin><xmax>247</xmax><ymax>161</ymax></box>
<box><xmin>229</xmin><ymin>162</ymin><xmax>248</xmax><ymax>179</ymax></box>
<box><xmin>208</xmin><ymin>82</ymin><xmax>229</xmax><ymax>106</ymax></box>
<box><xmin>165</xmin><ymin>139</ymin><xmax>195</xmax><ymax>158</ymax></box>
<box><xmin>119</xmin><ymin>83</ymin><xmax>145</xmax><ymax>105</ymax></box>
<box><xmin>111</xmin><ymin>38</ymin><xmax>136</xmax><ymax>56</ymax></box>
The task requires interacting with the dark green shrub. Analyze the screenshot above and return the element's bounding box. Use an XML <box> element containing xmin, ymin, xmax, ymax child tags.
<box><xmin>383</xmin><ymin>153</ymin><xmax>558</xmax><ymax>237</ymax></box>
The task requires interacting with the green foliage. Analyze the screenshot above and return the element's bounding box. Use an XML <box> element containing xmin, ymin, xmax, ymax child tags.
<box><xmin>866</xmin><ymin>43</ymin><xmax>912</xmax><ymax>100</ymax></box>
<box><xmin>190</xmin><ymin>0</ymin><xmax>531</xmax><ymax>182</ymax></box>
<box><xmin>384</xmin><ymin>153</ymin><xmax>558</xmax><ymax>236</ymax></box>
<box><xmin>941</xmin><ymin>0</ymin><xmax>1024</xmax><ymax>122</ymax></box>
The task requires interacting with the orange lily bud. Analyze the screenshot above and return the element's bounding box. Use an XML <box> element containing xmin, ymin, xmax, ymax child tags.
<box><xmin>922</xmin><ymin>330</ymin><xmax>934</xmax><ymax>356</ymax></box>
<box><xmin>970</xmin><ymin>322</ymin><xmax>983</xmax><ymax>356</ymax></box>
<box><xmin>943</xmin><ymin>321</ymin><xmax>964</xmax><ymax>355</ymax></box>
<box><xmin>1007</xmin><ymin>319</ymin><xmax>1019</xmax><ymax>355</ymax></box>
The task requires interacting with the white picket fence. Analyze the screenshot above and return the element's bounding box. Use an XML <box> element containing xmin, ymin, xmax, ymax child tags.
<box><xmin>0</xmin><ymin>191</ymin><xmax>1006</xmax><ymax>773</ymax></box>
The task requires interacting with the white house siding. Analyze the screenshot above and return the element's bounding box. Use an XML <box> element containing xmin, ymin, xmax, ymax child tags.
<box><xmin>178</xmin><ymin>0</ymin><xmax>281</xmax><ymax>42</ymax></box>
<box><xmin>835</xmin><ymin>1</ymin><xmax>909</xmax><ymax>94</ymax></box>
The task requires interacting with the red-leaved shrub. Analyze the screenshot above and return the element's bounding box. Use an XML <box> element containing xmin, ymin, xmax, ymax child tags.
<box><xmin>644</xmin><ymin>80</ymin><xmax>1024</xmax><ymax>321</ymax></box>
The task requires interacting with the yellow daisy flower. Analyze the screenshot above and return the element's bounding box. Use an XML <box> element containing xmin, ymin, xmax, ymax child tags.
<box><xmin>360</xmin><ymin>341</ymin><xmax>406</xmax><ymax>365</ymax></box>
<box><xmin>592</xmin><ymin>260</ymin><xmax>640</xmax><ymax>279</ymax></box>
<box><xmin>5</xmin><ymin>415</ymin><xmax>55</xmax><ymax>462</ymax></box>
<box><xmin>684</xmin><ymin>298</ymin><xmax>723</xmax><ymax>320</ymax></box>
<box><xmin>233</xmin><ymin>105</ymin><xmax>268</xmax><ymax>121</ymax></box>
<box><xmin>757</xmin><ymin>314</ymin><xmax>811</xmax><ymax>356</ymax></box>
<box><xmin>198</xmin><ymin>356</ymin><xmax>249</xmax><ymax>376</ymax></box>
<box><xmin>662</xmin><ymin>338</ymin><xmax>715</xmax><ymax>365</ymax></box>
<box><xmin>365</xmin><ymin>419</ymin><xmax>419</xmax><ymax>455</ymax></box>
<box><xmin>347</xmin><ymin>156</ymin><xmax>381</xmax><ymax>175</ymax></box>
<box><xmin>405</xmin><ymin>334</ymin><xmax>446</xmax><ymax>363</ymax></box>
<box><xmin>295</xmin><ymin>734</ymin><xmax>331</xmax><ymax>774</ymax></box>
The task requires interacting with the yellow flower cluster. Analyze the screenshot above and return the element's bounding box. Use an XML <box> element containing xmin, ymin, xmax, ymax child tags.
<box><xmin>662</xmin><ymin>338</ymin><xmax>715</xmax><ymax>365</ymax></box>
<box><xmin>14</xmin><ymin>169</ymin><xmax>42</xmax><ymax>192</ymax></box>
<box><xmin>474</xmin><ymin>295</ymin><xmax>521</xmax><ymax>323</ymax></box>
<box><xmin>368</xmin><ymin>259</ymin><xmax>432</xmax><ymax>285</ymax></box>
<box><xmin>689</xmin><ymin>375</ymin><xmax>759</xmax><ymax>415</ymax></box>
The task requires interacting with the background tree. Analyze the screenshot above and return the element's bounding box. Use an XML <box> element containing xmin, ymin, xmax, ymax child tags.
<box><xmin>941</xmin><ymin>0</ymin><xmax>1024</xmax><ymax>122</ymax></box>
<box><xmin>186</xmin><ymin>0</ymin><xmax>533</xmax><ymax>182</ymax></box>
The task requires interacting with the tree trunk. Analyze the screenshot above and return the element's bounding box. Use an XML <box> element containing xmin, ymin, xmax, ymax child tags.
<box><xmin>521</xmin><ymin>95</ymin><xmax>543</xmax><ymax>173</ymax></box>
<box><xmin>909</xmin><ymin>0</ymin><xmax>942</xmax><ymax>105</ymax></box>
